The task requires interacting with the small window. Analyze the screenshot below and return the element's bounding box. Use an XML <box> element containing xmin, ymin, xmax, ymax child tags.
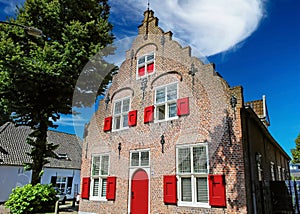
<box><xmin>177</xmin><ymin>144</ymin><xmax>209</xmax><ymax>206</ymax></box>
<box><xmin>278</xmin><ymin>166</ymin><xmax>282</xmax><ymax>181</ymax></box>
<box><xmin>282</xmin><ymin>168</ymin><xmax>285</xmax><ymax>180</ymax></box>
<box><xmin>270</xmin><ymin>162</ymin><xmax>275</xmax><ymax>181</ymax></box>
<box><xmin>257</xmin><ymin>163</ymin><xmax>262</xmax><ymax>181</ymax></box>
<box><xmin>91</xmin><ymin>155</ymin><xmax>109</xmax><ymax>200</ymax></box>
<box><xmin>113</xmin><ymin>97</ymin><xmax>130</xmax><ymax>130</ymax></box>
<box><xmin>137</xmin><ymin>53</ymin><xmax>155</xmax><ymax>78</ymax></box>
<box><xmin>155</xmin><ymin>83</ymin><xmax>178</xmax><ymax>121</ymax></box>
<box><xmin>130</xmin><ymin>150</ymin><xmax>150</xmax><ymax>167</ymax></box>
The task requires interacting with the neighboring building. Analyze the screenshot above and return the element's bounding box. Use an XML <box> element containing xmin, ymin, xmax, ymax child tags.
<box><xmin>79</xmin><ymin>10</ymin><xmax>291</xmax><ymax>214</ymax></box>
<box><xmin>291</xmin><ymin>163</ymin><xmax>300</xmax><ymax>179</ymax></box>
<box><xmin>0</xmin><ymin>122</ymin><xmax>82</xmax><ymax>202</ymax></box>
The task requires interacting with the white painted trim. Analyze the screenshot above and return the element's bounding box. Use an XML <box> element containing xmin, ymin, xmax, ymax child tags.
<box><xmin>136</xmin><ymin>52</ymin><xmax>156</xmax><ymax>80</ymax></box>
<box><xmin>176</xmin><ymin>143</ymin><xmax>210</xmax><ymax>208</ymax></box>
<box><xmin>128</xmin><ymin>166</ymin><xmax>151</xmax><ymax>214</ymax></box>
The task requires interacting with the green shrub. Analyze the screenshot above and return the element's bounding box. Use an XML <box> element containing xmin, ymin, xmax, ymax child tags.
<box><xmin>4</xmin><ymin>183</ymin><xmax>57</xmax><ymax>214</ymax></box>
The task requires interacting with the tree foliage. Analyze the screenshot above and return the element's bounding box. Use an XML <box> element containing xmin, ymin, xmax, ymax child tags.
<box><xmin>292</xmin><ymin>134</ymin><xmax>300</xmax><ymax>164</ymax></box>
<box><xmin>5</xmin><ymin>184</ymin><xmax>57</xmax><ymax>214</ymax></box>
<box><xmin>0</xmin><ymin>0</ymin><xmax>114</xmax><ymax>184</ymax></box>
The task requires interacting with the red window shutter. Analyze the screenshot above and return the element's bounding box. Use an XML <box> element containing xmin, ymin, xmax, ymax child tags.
<box><xmin>144</xmin><ymin>106</ymin><xmax>154</xmax><ymax>123</ymax></box>
<box><xmin>138</xmin><ymin>66</ymin><xmax>145</xmax><ymax>76</ymax></box>
<box><xmin>106</xmin><ymin>176</ymin><xmax>116</xmax><ymax>200</ymax></box>
<box><xmin>147</xmin><ymin>62</ymin><xmax>154</xmax><ymax>73</ymax></box>
<box><xmin>163</xmin><ymin>175</ymin><xmax>177</xmax><ymax>204</ymax></box>
<box><xmin>128</xmin><ymin>110</ymin><xmax>137</xmax><ymax>127</ymax></box>
<box><xmin>81</xmin><ymin>177</ymin><xmax>90</xmax><ymax>199</ymax></box>
<box><xmin>177</xmin><ymin>97</ymin><xmax>190</xmax><ymax>116</ymax></box>
<box><xmin>209</xmin><ymin>174</ymin><xmax>226</xmax><ymax>207</ymax></box>
<box><xmin>103</xmin><ymin>116</ymin><xmax>112</xmax><ymax>132</ymax></box>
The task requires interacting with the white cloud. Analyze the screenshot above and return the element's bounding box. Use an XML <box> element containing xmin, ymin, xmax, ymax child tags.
<box><xmin>53</xmin><ymin>115</ymin><xmax>88</xmax><ymax>127</ymax></box>
<box><xmin>109</xmin><ymin>0</ymin><xmax>266</xmax><ymax>56</ymax></box>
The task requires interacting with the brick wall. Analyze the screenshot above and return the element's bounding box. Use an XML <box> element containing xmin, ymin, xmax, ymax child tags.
<box><xmin>79</xmin><ymin>10</ymin><xmax>248</xmax><ymax>214</ymax></box>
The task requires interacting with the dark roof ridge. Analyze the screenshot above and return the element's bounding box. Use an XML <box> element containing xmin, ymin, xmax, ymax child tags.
<box><xmin>0</xmin><ymin>122</ymin><xmax>10</xmax><ymax>134</ymax></box>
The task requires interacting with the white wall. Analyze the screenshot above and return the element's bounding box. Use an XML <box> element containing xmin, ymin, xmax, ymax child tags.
<box><xmin>0</xmin><ymin>166</ymin><xmax>80</xmax><ymax>202</ymax></box>
<box><xmin>0</xmin><ymin>166</ymin><xmax>32</xmax><ymax>202</ymax></box>
<box><xmin>41</xmin><ymin>168</ymin><xmax>81</xmax><ymax>199</ymax></box>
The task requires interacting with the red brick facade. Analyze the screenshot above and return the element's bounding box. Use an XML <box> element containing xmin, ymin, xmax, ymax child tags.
<box><xmin>79</xmin><ymin>10</ymin><xmax>290</xmax><ymax>214</ymax></box>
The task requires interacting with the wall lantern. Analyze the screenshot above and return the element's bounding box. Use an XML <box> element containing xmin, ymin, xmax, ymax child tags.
<box><xmin>105</xmin><ymin>93</ymin><xmax>110</xmax><ymax>110</ymax></box>
<box><xmin>188</xmin><ymin>63</ymin><xmax>198</xmax><ymax>85</ymax></box>
<box><xmin>230</xmin><ymin>96</ymin><xmax>237</xmax><ymax>109</ymax></box>
<box><xmin>130</xmin><ymin>49</ymin><xmax>134</xmax><ymax>66</ymax></box>
<box><xmin>255</xmin><ymin>152</ymin><xmax>262</xmax><ymax>164</ymax></box>
<box><xmin>160</xmin><ymin>135</ymin><xmax>165</xmax><ymax>153</ymax></box>
<box><xmin>118</xmin><ymin>143</ymin><xmax>122</xmax><ymax>158</ymax></box>
<box><xmin>141</xmin><ymin>78</ymin><xmax>148</xmax><ymax>100</ymax></box>
<box><xmin>230</xmin><ymin>95</ymin><xmax>237</xmax><ymax>119</ymax></box>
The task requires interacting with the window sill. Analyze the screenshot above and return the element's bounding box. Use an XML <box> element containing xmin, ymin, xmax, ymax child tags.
<box><xmin>178</xmin><ymin>201</ymin><xmax>211</xmax><ymax>208</ymax></box>
<box><xmin>154</xmin><ymin>116</ymin><xmax>178</xmax><ymax>124</ymax></box>
<box><xmin>136</xmin><ymin>72</ymin><xmax>155</xmax><ymax>80</ymax></box>
<box><xmin>89</xmin><ymin>197</ymin><xmax>108</xmax><ymax>202</ymax></box>
<box><xmin>112</xmin><ymin>127</ymin><xmax>129</xmax><ymax>132</ymax></box>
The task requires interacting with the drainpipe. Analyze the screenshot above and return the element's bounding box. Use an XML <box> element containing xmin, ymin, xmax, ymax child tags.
<box><xmin>245</xmin><ymin>108</ymin><xmax>257</xmax><ymax>214</ymax></box>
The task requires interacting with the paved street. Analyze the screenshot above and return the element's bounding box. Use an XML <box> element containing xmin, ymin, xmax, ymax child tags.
<box><xmin>0</xmin><ymin>201</ymin><xmax>78</xmax><ymax>214</ymax></box>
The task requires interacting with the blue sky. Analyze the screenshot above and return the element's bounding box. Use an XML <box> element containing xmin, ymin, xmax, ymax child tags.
<box><xmin>1</xmin><ymin>0</ymin><xmax>299</xmax><ymax>157</ymax></box>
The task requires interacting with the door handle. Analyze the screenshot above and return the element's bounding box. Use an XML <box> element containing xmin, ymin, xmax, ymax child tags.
<box><xmin>131</xmin><ymin>191</ymin><xmax>134</xmax><ymax>199</ymax></box>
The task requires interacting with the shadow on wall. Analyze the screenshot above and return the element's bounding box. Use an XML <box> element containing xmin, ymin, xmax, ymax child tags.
<box><xmin>209</xmin><ymin>110</ymin><xmax>244</xmax><ymax>212</ymax></box>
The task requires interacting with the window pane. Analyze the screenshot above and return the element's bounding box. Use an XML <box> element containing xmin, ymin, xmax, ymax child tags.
<box><xmin>131</xmin><ymin>152</ymin><xmax>139</xmax><ymax>166</ymax></box>
<box><xmin>147</xmin><ymin>53</ymin><xmax>154</xmax><ymax>61</ymax></box>
<box><xmin>114</xmin><ymin>101</ymin><xmax>121</xmax><ymax>114</ymax></box>
<box><xmin>100</xmin><ymin>156</ymin><xmax>109</xmax><ymax>175</ymax></box>
<box><xmin>93</xmin><ymin>179</ymin><xmax>99</xmax><ymax>196</ymax></box>
<box><xmin>196</xmin><ymin>177</ymin><xmax>208</xmax><ymax>202</ymax></box>
<box><xmin>114</xmin><ymin>116</ymin><xmax>121</xmax><ymax>130</ymax></box>
<box><xmin>101</xmin><ymin>179</ymin><xmax>107</xmax><ymax>197</ymax></box>
<box><xmin>147</xmin><ymin>63</ymin><xmax>154</xmax><ymax>73</ymax></box>
<box><xmin>138</xmin><ymin>66</ymin><xmax>145</xmax><ymax>76</ymax></box>
<box><xmin>92</xmin><ymin>156</ymin><xmax>100</xmax><ymax>176</ymax></box>
<box><xmin>181</xmin><ymin>178</ymin><xmax>192</xmax><ymax>202</ymax></box>
<box><xmin>141</xmin><ymin>151</ymin><xmax>149</xmax><ymax>166</ymax></box>
<box><xmin>168</xmin><ymin>103</ymin><xmax>177</xmax><ymax>118</ymax></box>
<box><xmin>157</xmin><ymin>105</ymin><xmax>165</xmax><ymax>120</ymax></box>
<box><xmin>138</xmin><ymin>56</ymin><xmax>145</xmax><ymax>65</ymax></box>
<box><xmin>122</xmin><ymin>99</ymin><xmax>130</xmax><ymax>112</ymax></box>
<box><xmin>123</xmin><ymin>114</ymin><xmax>128</xmax><ymax>127</ymax></box>
<box><xmin>193</xmin><ymin>147</ymin><xmax>207</xmax><ymax>173</ymax></box>
<box><xmin>156</xmin><ymin>88</ymin><xmax>165</xmax><ymax>103</ymax></box>
<box><xmin>178</xmin><ymin>148</ymin><xmax>191</xmax><ymax>173</ymax></box>
<box><xmin>167</xmin><ymin>84</ymin><xmax>177</xmax><ymax>101</ymax></box>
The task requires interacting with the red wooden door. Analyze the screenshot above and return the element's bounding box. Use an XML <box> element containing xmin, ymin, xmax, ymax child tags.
<box><xmin>130</xmin><ymin>170</ymin><xmax>149</xmax><ymax>214</ymax></box>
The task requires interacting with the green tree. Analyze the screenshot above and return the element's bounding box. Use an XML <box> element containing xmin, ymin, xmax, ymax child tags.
<box><xmin>0</xmin><ymin>0</ymin><xmax>114</xmax><ymax>185</ymax></box>
<box><xmin>292</xmin><ymin>134</ymin><xmax>300</xmax><ymax>163</ymax></box>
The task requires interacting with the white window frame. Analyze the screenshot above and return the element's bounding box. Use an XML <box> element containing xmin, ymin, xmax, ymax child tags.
<box><xmin>282</xmin><ymin>168</ymin><xmax>285</xmax><ymax>180</ymax></box>
<box><xmin>270</xmin><ymin>162</ymin><xmax>275</xmax><ymax>181</ymax></box>
<box><xmin>136</xmin><ymin>52</ymin><xmax>155</xmax><ymax>79</ymax></box>
<box><xmin>130</xmin><ymin>149</ymin><xmax>150</xmax><ymax>168</ymax></box>
<box><xmin>257</xmin><ymin>163</ymin><xmax>262</xmax><ymax>181</ymax></box>
<box><xmin>154</xmin><ymin>83</ymin><xmax>178</xmax><ymax>122</ymax></box>
<box><xmin>90</xmin><ymin>154</ymin><xmax>110</xmax><ymax>201</ymax></box>
<box><xmin>176</xmin><ymin>144</ymin><xmax>210</xmax><ymax>208</ymax></box>
<box><xmin>277</xmin><ymin>166</ymin><xmax>282</xmax><ymax>181</ymax></box>
<box><xmin>112</xmin><ymin>97</ymin><xmax>130</xmax><ymax>131</ymax></box>
<box><xmin>55</xmin><ymin>176</ymin><xmax>67</xmax><ymax>194</ymax></box>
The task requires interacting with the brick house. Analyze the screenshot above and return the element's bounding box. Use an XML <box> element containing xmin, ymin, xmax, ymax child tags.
<box><xmin>79</xmin><ymin>10</ymin><xmax>291</xmax><ymax>214</ymax></box>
